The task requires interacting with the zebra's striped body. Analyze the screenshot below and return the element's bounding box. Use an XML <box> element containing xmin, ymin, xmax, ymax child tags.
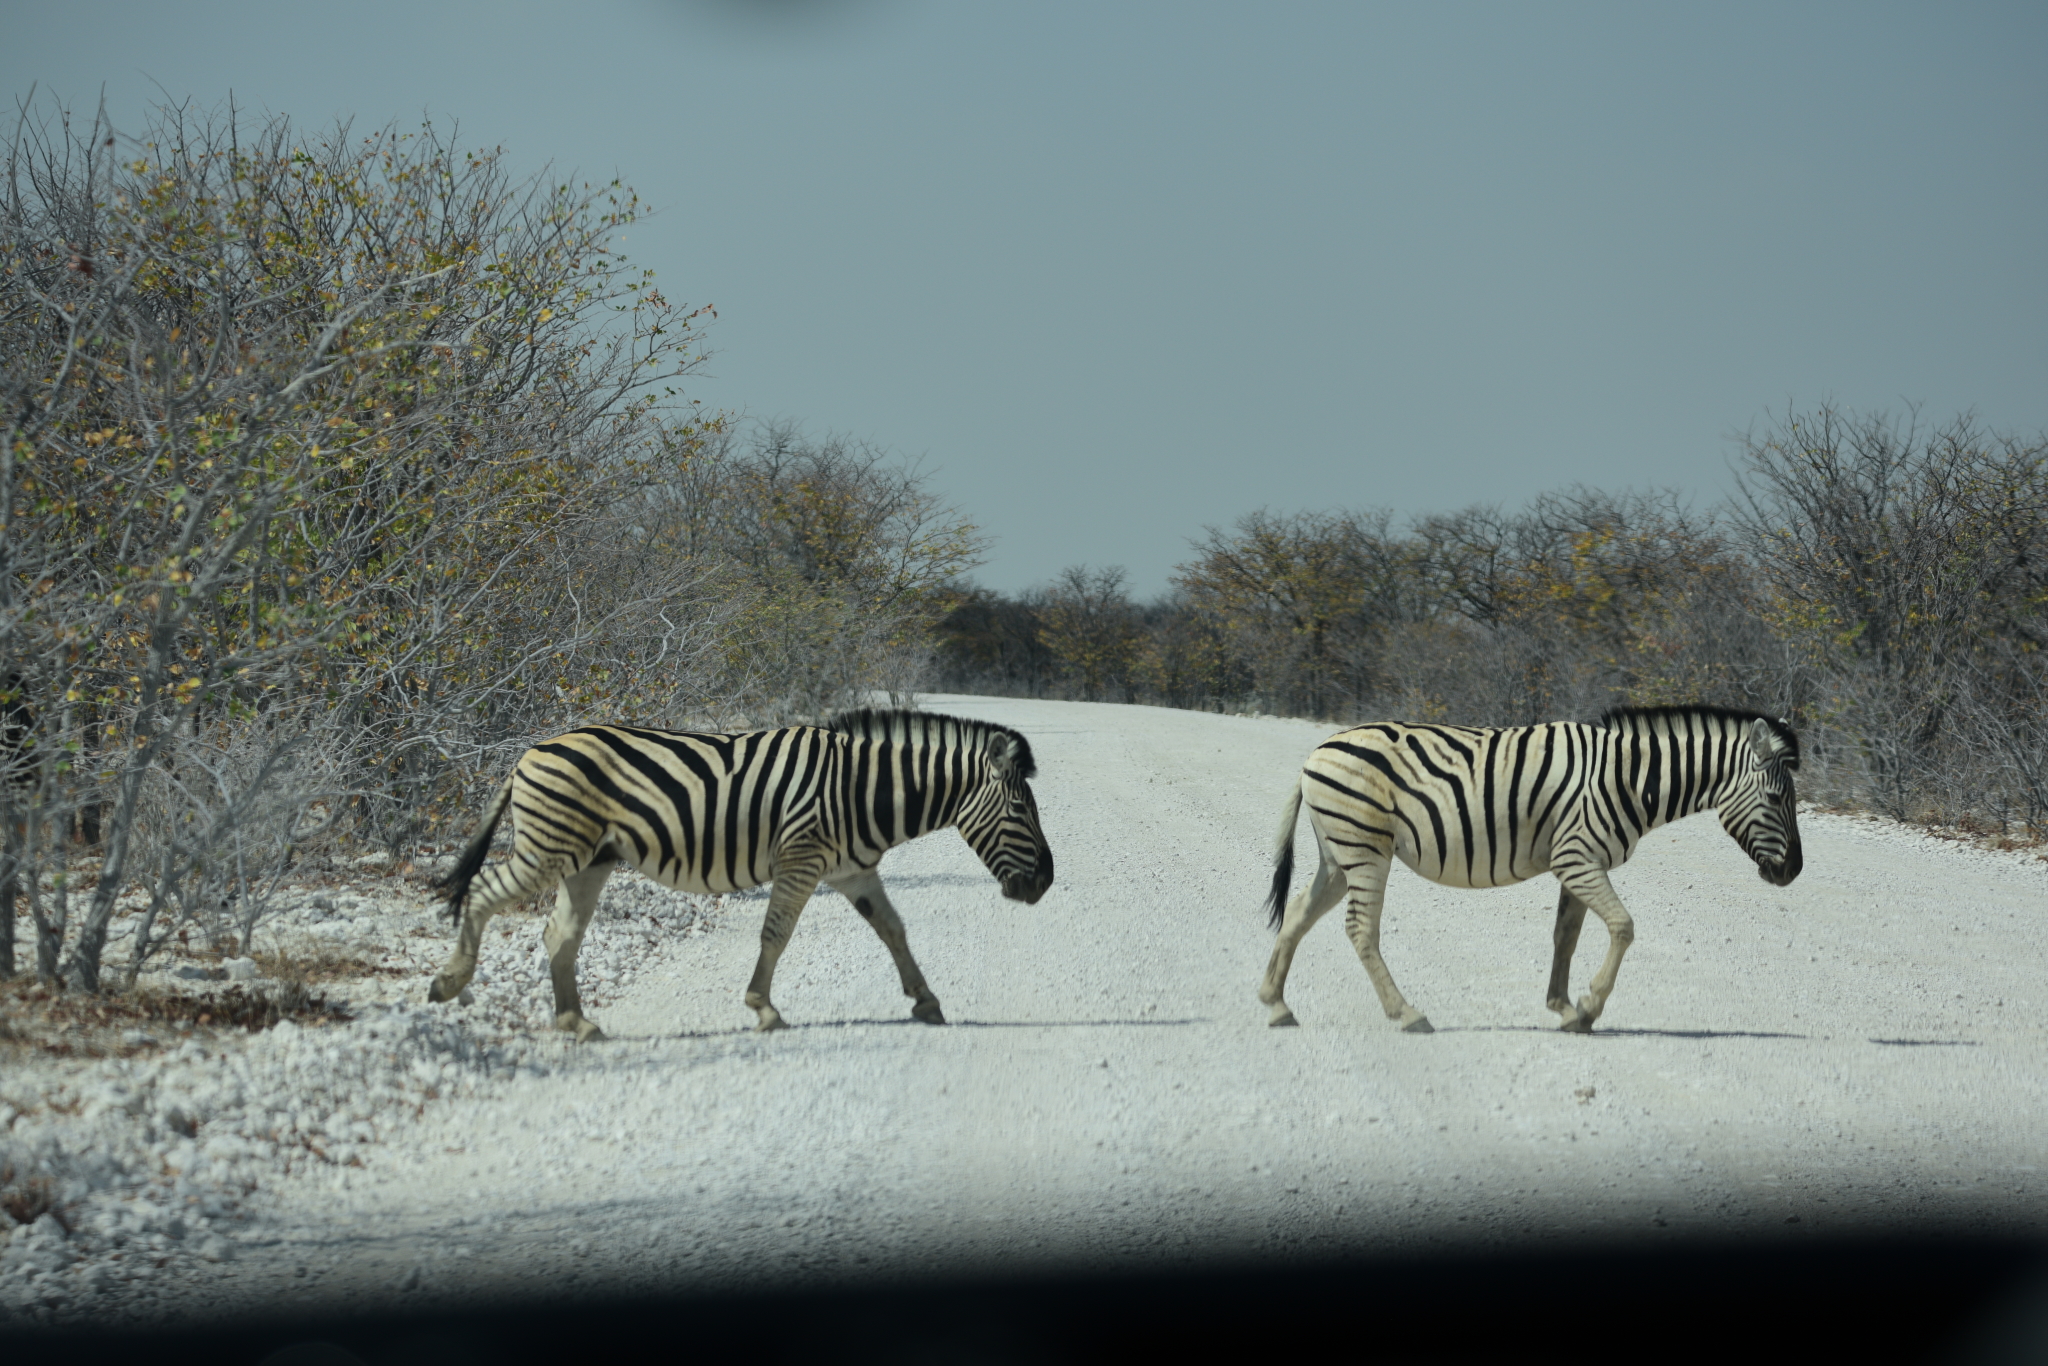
<box><xmin>1258</xmin><ymin>705</ymin><xmax>1801</xmax><ymax>1033</ymax></box>
<box><xmin>428</xmin><ymin>709</ymin><xmax>1054</xmax><ymax>1037</ymax></box>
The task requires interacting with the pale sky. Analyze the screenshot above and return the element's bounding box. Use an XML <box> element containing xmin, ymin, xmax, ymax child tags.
<box><xmin>6</xmin><ymin>1</ymin><xmax>2044</xmax><ymax>595</ymax></box>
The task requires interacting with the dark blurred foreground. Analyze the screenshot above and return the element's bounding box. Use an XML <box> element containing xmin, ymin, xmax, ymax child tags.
<box><xmin>10</xmin><ymin>1234</ymin><xmax>2048</xmax><ymax>1365</ymax></box>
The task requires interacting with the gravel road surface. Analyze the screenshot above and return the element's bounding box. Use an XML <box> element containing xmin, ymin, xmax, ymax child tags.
<box><xmin>6</xmin><ymin>695</ymin><xmax>2046</xmax><ymax>1326</ymax></box>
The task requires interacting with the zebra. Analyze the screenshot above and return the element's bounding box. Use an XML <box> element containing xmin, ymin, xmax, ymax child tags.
<box><xmin>1257</xmin><ymin>705</ymin><xmax>1802</xmax><ymax>1034</ymax></box>
<box><xmin>427</xmin><ymin>709</ymin><xmax>1054</xmax><ymax>1039</ymax></box>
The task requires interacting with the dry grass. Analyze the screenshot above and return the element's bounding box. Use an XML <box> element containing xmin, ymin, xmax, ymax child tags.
<box><xmin>0</xmin><ymin>973</ymin><xmax>351</xmax><ymax>1063</ymax></box>
<box><xmin>1929</xmin><ymin>810</ymin><xmax>2048</xmax><ymax>854</ymax></box>
<box><xmin>1807</xmin><ymin>801</ymin><xmax>2048</xmax><ymax>860</ymax></box>
<box><xmin>0</xmin><ymin>1166</ymin><xmax>61</xmax><ymax>1230</ymax></box>
<box><xmin>252</xmin><ymin>942</ymin><xmax>403</xmax><ymax>985</ymax></box>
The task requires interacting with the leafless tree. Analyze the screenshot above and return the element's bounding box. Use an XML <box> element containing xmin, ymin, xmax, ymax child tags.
<box><xmin>1175</xmin><ymin>509</ymin><xmax>1415</xmax><ymax>719</ymax></box>
<box><xmin>1733</xmin><ymin>404</ymin><xmax>2048</xmax><ymax>814</ymax></box>
<box><xmin>642</xmin><ymin>420</ymin><xmax>988</xmax><ymax>721</ymax></box>
<box><xmin>932</xmin><ymin>585</ymin><xmax>1058</xmax><ymax>699</ymax></box>
<box><xmin>1038</xmin><ymin>566</ymin><xmax>1141</xmax><ymax>702</ymax></box>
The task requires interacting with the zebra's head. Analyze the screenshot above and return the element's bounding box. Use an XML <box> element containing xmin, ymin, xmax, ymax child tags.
<box><xmin>1719</xmin><ymin>718</ymin><xmax>1803</xmax><ymax>887</ymax></box>
<box><xmin>958</xmin><ymin>731</ymin><xmax>1055</xmax><ymax>905</ymax></box>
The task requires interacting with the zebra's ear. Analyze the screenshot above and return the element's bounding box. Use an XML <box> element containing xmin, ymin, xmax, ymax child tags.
<box><xmin>987</xmin><ymin>734</ymin><xmax>1020</xmax><ymax>777</ymax></box>
<box><xmin>1748</xmin><ymin>719</ymin><xmax>1783</xmax><ymax>765</ymax></box>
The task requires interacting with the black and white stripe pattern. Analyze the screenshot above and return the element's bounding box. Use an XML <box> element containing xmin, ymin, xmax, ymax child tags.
<box><xmin>1258</xmin><ymin>705</ymin><xmax>1801</xmax><ymax>1033</ymax></box>
<box><xmin>428</xmin><ymin>709</ymin><xmax>1054</xmax><ymax>1037</ymax></box>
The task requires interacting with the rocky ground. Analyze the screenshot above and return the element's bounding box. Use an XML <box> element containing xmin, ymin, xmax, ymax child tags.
<box><xmin>0</xmin><ymin>867</ymin><xmax>723</xmax><ymax>1323</ymax></box>
<box><xmin>3</xmin><ymin>695</ymin><xmax>2045</xmax><ymax>1333</ymax></box>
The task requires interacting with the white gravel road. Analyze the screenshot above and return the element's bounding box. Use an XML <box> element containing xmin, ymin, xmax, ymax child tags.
<box><xmin>5</xmin><ymin>694</ymin><xmax>2046</xmax><ymax>1326</ymax></box>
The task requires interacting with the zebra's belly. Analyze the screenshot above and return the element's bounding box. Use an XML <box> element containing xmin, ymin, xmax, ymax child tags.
<box><xmin>611</xmin><ymin>846</ymin><xmax>765</xmax><ymax>897</ymax></box>
<box><xmin>1393</xmin><ymin>843</ymin><xmax>1550</xmax><ymax>891</ymax></box>
<box><xmin>611</xmin><ymin>843</ymin><xmax>878</xmax><ymax>897</ymax></box>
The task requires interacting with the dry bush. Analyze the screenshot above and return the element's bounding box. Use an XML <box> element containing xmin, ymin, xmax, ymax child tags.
<box><xmin>643</xmin><ymin>420</ymin><xmax>984</xmax><ymax>724</ymax></box>
<box><xmin>933</xmin><ymin>586</ymin><xmax>1060</xmax><ymax>700</ymax></box>
<box><xmin>0</xmin><ymin>96</ymin><xmax>721</xmax><ymax>988</ymax></box>
<box><xmin>1038</xmin><ymin>566</ymin><xmax>1143</xmax><ymax>703</ymax></box>
<box><xmin>1736</xmin><ymin>405</ymin><xmax>2048</xmax><ymax>822</ymax></box>
<box><xmin>942</xmin><ymin>409</ymin><xmax>2048</xmax><ymax>838</ymax></box>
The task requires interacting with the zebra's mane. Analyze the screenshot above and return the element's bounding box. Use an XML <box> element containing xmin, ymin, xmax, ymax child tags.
<box><xmin>1597</xmin><ymin>704</ymin><xmax>1800</xmax><ymax>768</ymax></box>
<box><xmin>824</xmin><ymin>709</ymin><xmax>1038</xmax><ymax>779</ymax></box>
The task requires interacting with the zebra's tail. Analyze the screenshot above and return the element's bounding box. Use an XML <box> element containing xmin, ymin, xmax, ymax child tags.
<box><xmin>432</xmin><ymin>776</ymin><xmax>515</xmax><ymax>923</ymax></box>
<box><xmin>1264</xmin><ymin>780</ymin><xmax>1303</xmax><ymax>931</ymax></box>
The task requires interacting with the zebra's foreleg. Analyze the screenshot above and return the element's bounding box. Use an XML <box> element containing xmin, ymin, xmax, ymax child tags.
<box><xmin>1553</xmin><ymin>870</ymin><xmax>1634</xmax><ymax>1033</ymax></box>
<box><xmin>1545</xmin><ymin>888</ymin><xmax>1591</xmax><ymax>1027</ymax></box>
<box><xmin>1257</xmin><ymin>848</ymin><xmax>1346</xmax><ymax>1027</ymax></box>
<box><xmin>1340</xmin><ymin>855</ymin><xmax>1433</xmax><ymax>1034</ymax></box>
<box><xmin>829</xmin><ymin>869</ymin><xmax>944</xmax><ymax>1025</ymax></box>
<box><xmin>745</xmin><ymin>852</ymin><xmax>827</xmax><ymax>1032</ymax></box>
<box><xmin>543</xmin><ymin>859</ymin><xmax>617</xmax><ymax>1043</ymax></box>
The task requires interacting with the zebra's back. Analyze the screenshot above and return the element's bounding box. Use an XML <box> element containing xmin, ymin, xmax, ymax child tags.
<box><xmin>513</xmin><ymin>723</ymin><xmax>839</xmax><ymax>895</ymax></box>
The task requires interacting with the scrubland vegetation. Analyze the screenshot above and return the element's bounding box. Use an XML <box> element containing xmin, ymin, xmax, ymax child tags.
<box><xmin>939</xmin><ymin>406</ymin><xmax>2048</xmax><ymax>843</ymax></box>
<box><xmin>3</xmin><ymin>96</ymin><xmax>2044</xmax><ymax>994</ymax></box>
<box><xmin>0</xmin><ymin>100</ymin><xmax>975</xmax><ymax>989</ymax></box>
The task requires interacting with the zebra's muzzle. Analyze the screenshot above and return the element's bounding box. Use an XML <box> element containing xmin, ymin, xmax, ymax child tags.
<box><xmin>1756</xmin><ymin>847</ymin><xmax>1802</xmax><ymax>886</ymax></box>
<box><xmin>1002</xmin><ymin>847</ymin><xmax>1054</xmax><ymax>904</ymax></box>
<box><xmin>1002</xmin><ymin>871</ymin><xmax>1051</xmax><ymax>905</ymax></box>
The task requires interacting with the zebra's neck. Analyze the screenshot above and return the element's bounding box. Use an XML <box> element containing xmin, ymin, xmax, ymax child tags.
<box><xmin>825</xmin><ymin>708</ymin><xmax>1028</xmax><ymax>841</ymax></box>
<box><xmin>1603</xmin><ymin>707</ymin><xmax>1759</xmax><ymax>828</ymax></box>
<box><xmin>825</xmin><ymin>708</ymin><xmax>1036</xmax><ymax>775</ymax></box>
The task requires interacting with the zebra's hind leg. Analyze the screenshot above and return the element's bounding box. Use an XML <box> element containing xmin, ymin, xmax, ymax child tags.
<box><xmin>1258</xmin><ymin>846</ymin><xmax>1347</xmax><ymax>1027</ymax></box>
<box><xmin>429</xmin><ymin>856</ymin><xmax>556</xmax><ymax>1005</ymax></box>
<box><xmin>543</xmin><ymin>858</ymin><xmax>617</xmax><ymax>1043</ymax></box>
<box><xmin>1340</xmin><ymin>855</ymin><xmax>1433</xmax><ymax>1034</ymax></box>
<box><xmin>1546</xmin><ymin>888</ymin><xmax>1592</xmax><ymax>1031</ymax></box>
<box><xmin>829</xmin><ymin>869</ymin><xmax>945</xmax><ymax>1025</ymax></box>
<box><xmin>744</xmin><ymin>851</ymin><xmax>827</xmax><ymax>1032</ymax></box>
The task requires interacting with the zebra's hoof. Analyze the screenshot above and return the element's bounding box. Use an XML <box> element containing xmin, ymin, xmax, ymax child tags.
<box><xmin>754</xmin><ymin>1013</ymin><xmax>787</xmax><ymax>1033</ymax></box>
<box><xmin>426</xmin><ymin>976</ymin><xmax>455</xmax><ymax>1004</ymax></box>
<box><xmin>912</xmin><ymin>999</ymin><xmax>946</xmax><ymax>1025</ymax></box>
<box><xmin>1559</xmin><ymin>1013</ymin><xmax>1594</xmax><ymax>1034</ymax></box>
<box><xmin>1400</xmin><ymin>1013</ymin><xmax>1435</xmax><ymax>1034</ymax></box>
<box><xmin>1268</xmin><ymin>1009</ymin><xmax>1299</xmax><ymax>1028</ymax></box>
<box><xmin>574</xmin><ymin>1020</ymin><xmax>606</xmax><ymax>1043</ymax></box>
